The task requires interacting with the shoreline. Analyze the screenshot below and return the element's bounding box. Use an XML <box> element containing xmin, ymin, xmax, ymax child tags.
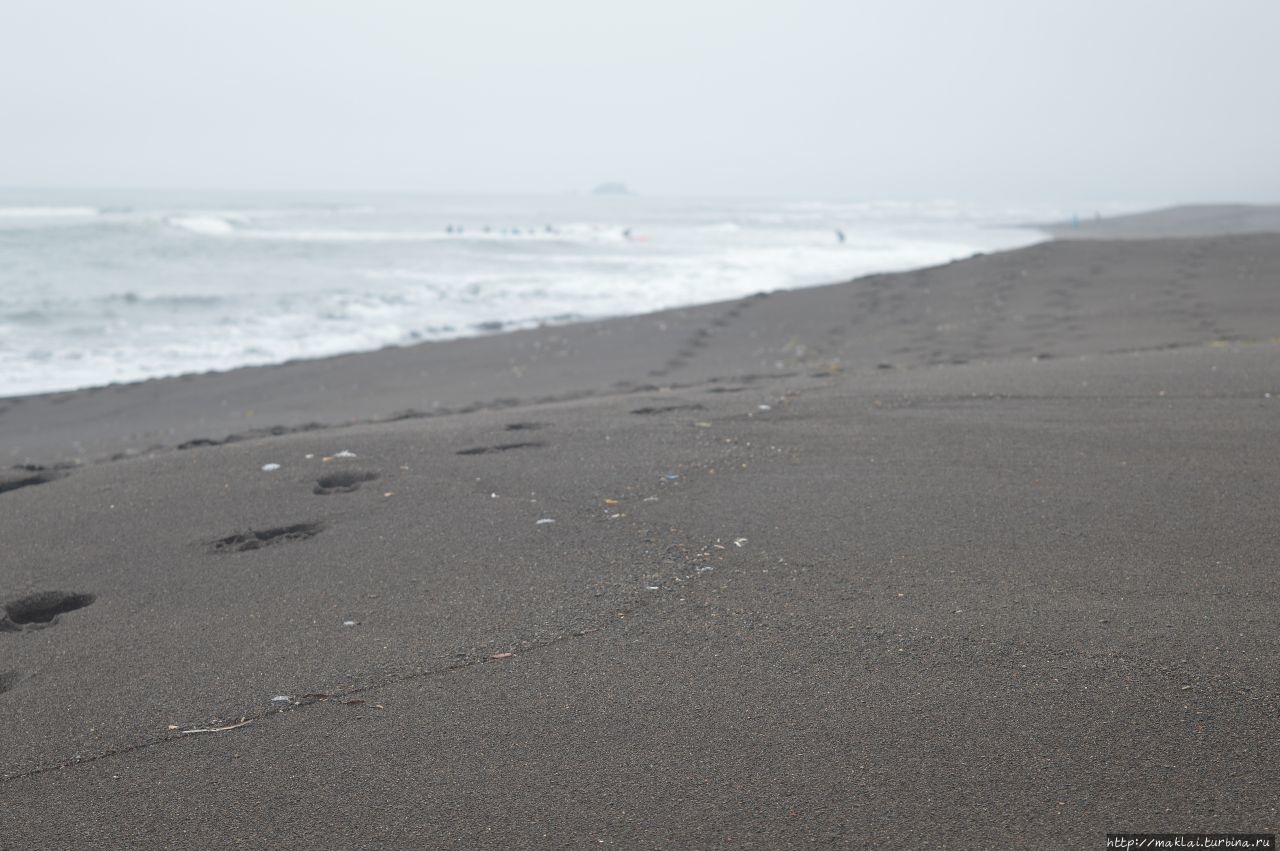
<box><xmin>3</xmin><ymin>213</ymin><xmax>1278</xmax><ymax>469</ymax></box>
<box><xmin>6</xmin><ymin>202</ymin><xmax>1277</xmax><ymax>409</ymax></box>
<box><xmin>1</xmin><ymin>193</ymin><xmax>1052</xmax><ymax>402</ymax></box>
<box><xmin>1</xmin><ymin>247</ymin><xmax>1039</xmax><ymax>404</ymax></box>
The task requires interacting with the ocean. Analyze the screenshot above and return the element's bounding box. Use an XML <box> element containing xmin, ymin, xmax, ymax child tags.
<box><xmin>0</xmin><ymin>190</ymin><xmax>1065</xmax><ymax>397</ymax></box>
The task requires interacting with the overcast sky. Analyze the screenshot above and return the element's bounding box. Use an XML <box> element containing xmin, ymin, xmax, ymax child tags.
<box><xmin>2</xmin><ymin>0</ymin><xmax>1276</xmax><ymax>203</ymax></box>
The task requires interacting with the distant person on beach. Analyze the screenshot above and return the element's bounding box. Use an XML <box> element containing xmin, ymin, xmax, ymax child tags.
<box><xmin>835</xmin><ymin>229</ymin><xmax>846</xmax><ymax>243</ymax></box>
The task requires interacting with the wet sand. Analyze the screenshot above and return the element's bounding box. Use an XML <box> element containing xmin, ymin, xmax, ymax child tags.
<box><xmin>2</xmin><ymin>213</ymin><xmax>1278</xmax><ymax>847</ymax></box>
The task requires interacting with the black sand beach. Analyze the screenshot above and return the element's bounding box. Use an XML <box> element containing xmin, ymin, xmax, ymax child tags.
<box><xmin>2</xmin><ymin>209</ymin><xmax>1278</xmax><ymax>847</ymax></box>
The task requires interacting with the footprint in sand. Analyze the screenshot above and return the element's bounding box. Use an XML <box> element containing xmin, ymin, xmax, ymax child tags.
<box><xmin>207</xmin><ymin>522</ymin><xmax>325</xmax><ymax>553</ymax></box>
<box><xmin>1</xmin><ymin>591</ymin><xmax>96</xmax><ymax>632</ymax></box>
<box><xmin>314</xmin><ymin>470</ymin><xmax>380</xmax><ymax>495</ymax></box>
<box><xmin>0</xmin><ymin>469</ymin><xmax>64</xmax><ymax>495</ymax></box>
<box><xmin>630</xmin><ymin>404</ymin><xmax>705</xmax><ymax>415</ymax></box>
<box><xmin>456</xmin><ymin>442</ymin><xmax>545</xmax><ymax>456</ymax></box>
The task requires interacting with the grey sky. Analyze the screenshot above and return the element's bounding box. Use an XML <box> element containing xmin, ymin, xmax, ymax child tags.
<box><xmin>2</xmin><ymin>0</ymin><xmax>1276</xmax><ymax>203</ymax></box>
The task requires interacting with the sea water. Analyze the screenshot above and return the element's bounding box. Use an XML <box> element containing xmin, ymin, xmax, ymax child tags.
<box><xmin>0</xmin><ymin>190</ymin><xmax>1061</xmax><ymax>397</ymax></box>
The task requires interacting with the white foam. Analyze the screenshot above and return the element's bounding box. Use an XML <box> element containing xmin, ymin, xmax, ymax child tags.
<box><xmin>166</xmin><ymin>215</ymin><xmax>239</xmax><ymax>235</ymax></box>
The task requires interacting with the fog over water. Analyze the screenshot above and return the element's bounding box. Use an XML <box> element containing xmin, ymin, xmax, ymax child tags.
<box><xmin>2</xmin><ymin>0</ymin><xmax>1277</xmax><ymax>202</ymax></box>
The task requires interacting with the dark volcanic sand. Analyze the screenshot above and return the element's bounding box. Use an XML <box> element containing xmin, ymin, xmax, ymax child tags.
<box><xmin>1</xmin><ymin>219</ymin><xmax>1278</xmax><ymax>847</ymax></box>
<box><xmin>1039</xmin><ymin>203</ymin><xmax>1280</xmax><ymax>240</ymax></box>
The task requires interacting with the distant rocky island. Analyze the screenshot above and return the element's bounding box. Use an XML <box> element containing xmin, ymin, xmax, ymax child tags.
<box><xmin>592</xmin><ymin>182</ymin><xmax>633</xmax><ymax>196</ymax></box>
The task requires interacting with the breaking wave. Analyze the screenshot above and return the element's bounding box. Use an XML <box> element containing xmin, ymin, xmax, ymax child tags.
<box><xmin>166</xmin><ymin>215</ymin><xmax>244</xmax><ymax>235</ymax></box>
